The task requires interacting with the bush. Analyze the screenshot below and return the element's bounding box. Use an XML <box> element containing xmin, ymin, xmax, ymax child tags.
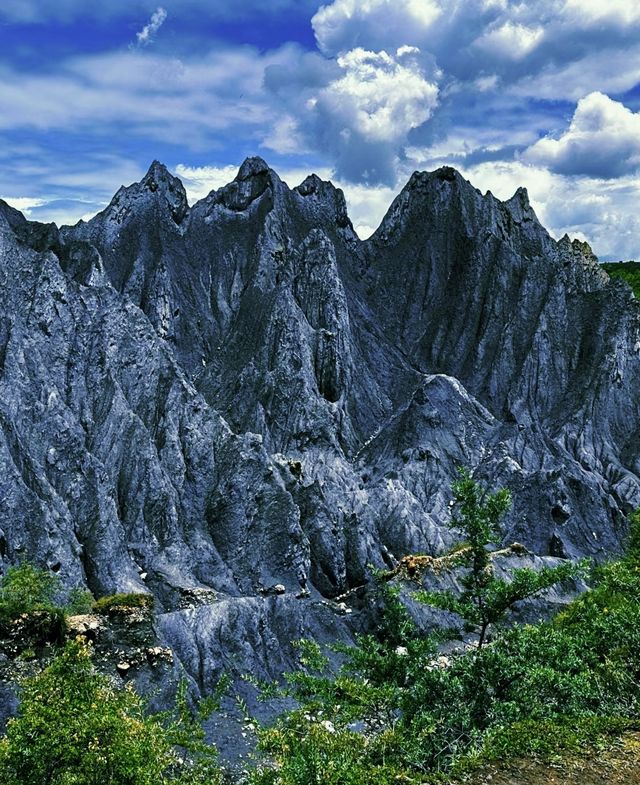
<box><xmin>247</xmin><ymin>505</ymin><xmax>640</xmax><ymax>780</ymax></box>
<box><xmin>93</xmin><ymin>593</ymin><xmax>154</xmax><ymax>614</ymax></box>
<box><xmin>415</xmin><ymin>468</ymin><xmax>585</xmax><ymax>649</ymax></box>
<box><xmin>479</xmin><ymin>716</ymin><xmax>637</xmax><ymax>765</ymax></box>
<box><xmin>0</xmin><ymin>639</ymin><xmax>223</xmax><ymax>785</ymax></box>
<box><xmin>0</xmin><ymin>563</ymin><xmax>60</xmax><ymax>625</ymax></box>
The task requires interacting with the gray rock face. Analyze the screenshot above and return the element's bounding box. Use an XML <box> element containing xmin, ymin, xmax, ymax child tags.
<box><xmin>0</xmin><ymin>159</ymin><xmax>639</xmax><ymax>700</ymax></box>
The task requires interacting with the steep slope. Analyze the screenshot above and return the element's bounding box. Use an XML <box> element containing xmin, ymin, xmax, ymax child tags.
<box><xmin>0</xmin><ymin>159</ymin><xmax>639</xmax><ymax>698</ymax></box>
<box><xmin>0</xmin><ymin>199</ymin><xmax>309</xmax><ymax>603</ymax></box>
<box><xmin>357</xmin><ymin>168</ymin><xmax>640</xmax><ymax>556</ymax></box>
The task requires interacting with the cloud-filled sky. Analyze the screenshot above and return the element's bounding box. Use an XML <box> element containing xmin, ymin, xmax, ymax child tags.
<box><xmin>1</xmin><ymin>0</ymin><xmax>639</xmax><ymax>260</ymax></box>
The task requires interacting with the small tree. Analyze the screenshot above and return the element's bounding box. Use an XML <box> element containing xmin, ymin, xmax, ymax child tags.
<box><xmin>417</xmin><ymin>468</ymin><xmax>584</xmax><ymax>649</ymax></box>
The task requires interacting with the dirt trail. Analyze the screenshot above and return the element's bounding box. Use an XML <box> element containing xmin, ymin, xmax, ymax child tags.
<box><xmin>465</xmin><ymin>733</ymin><xmax>640</xmax><ymax>785</ymax></box>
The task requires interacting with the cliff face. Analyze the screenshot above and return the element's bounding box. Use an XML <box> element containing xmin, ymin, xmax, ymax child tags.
<box><xmin>0</xmin><ymin>159</ymin><xmax>639</xmax><ymax>689</ymax></box>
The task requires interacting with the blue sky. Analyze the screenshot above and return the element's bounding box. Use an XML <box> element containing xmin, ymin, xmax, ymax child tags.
<box><xmin>1</xmin><ymin>1</ymin><xmax>640</xmax><ymax>260</ymax></box>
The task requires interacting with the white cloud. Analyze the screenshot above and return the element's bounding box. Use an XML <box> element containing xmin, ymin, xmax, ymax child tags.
<box><xmin>312</xmin><ymin>0</ymin><xmax>441</xmax><ymax>55</ymax></box>
<box><xmin>336</xmin><ymin>180</ymin><xmax>397</xmax><ymax>238</ymax></box>
<box><xmin>267</xmin><ymin>44</ymin><xmax>440</xmax><ymax>185</ymax></box>
<box><xmin>473</xmin><ymin>21</ymin><xmax>544</xmax><ymax>61</ymax></box>
<box><xmin>0</xmin><ymin>196</ymin><xmax>47</xmax><ymax>215</ymax></box>
<box><xmin>3</xmin><ymin>197</ymin><xmax>109</xmax><ymax>227</ymax></box>
<box><xmin>563</xmin><ymin>0</ymin><xmax>640</xmax><ymax>26</ymax></box>
<box><xmin>312</xmin><ymin>0</ymin><xmax>640</xmax><ymax>95</ymax></box>
<box><xmin>323</xmin><ymin>47</ymin><xmax>438</xmax><ymax>143</ymax></box>
<box><xmin>262</xmin><ymin>116</ymin><xmax>307</xmax><ymax>155</ymax></box>
<box><xmin>136</xmin><ymin>7</ymin><xmax>167</xmax><ymax>46</ymax></box>
<box><xmin>174</xmin><ymin>164</ymin><xmax>242</xmax><ymax>201</ymax></box>
<box><xmin>525</xmin><ymin>93</ymin><xmax>640</xmax><ymax>178</ymax></box>
<box><xmin>512</xmin><ymin>44</ymin><xmax>640</xmax><ymax>101</ymax></box>
<box><xmin>0</xmin><ymin>46</ymin><xmax>298</xmax><ymax>148</ymax></box>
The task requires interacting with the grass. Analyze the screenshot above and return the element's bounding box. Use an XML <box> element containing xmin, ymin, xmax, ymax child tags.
<box><xmin>92</xmin><ymin>592</ymin><xmax>154</xmax><ymax>614</ymax></box>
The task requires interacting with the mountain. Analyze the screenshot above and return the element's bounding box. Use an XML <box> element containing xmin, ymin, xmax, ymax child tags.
<box><xmin>0</xmin><ymin>158</ymin><xmax>639</xmax><ymax>703</ymax></box>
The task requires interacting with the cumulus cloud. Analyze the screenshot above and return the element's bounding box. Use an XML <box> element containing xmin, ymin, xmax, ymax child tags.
<box><xmin>312</xmin><ymin>0</ymin><xmax>442</xmax><ymax>55</ymax></box>
<box><xmin>264</xmin><ymin>45</ymin><xmax>439</xmax><ymax>185</ymax></box>
<box><xmin>136</xmin><ymin>7</ymin><xmax>167</xmax><ymax>46</ymax></box>
<box><xmin>525</xmin><ymin>93</ymin><xmax>640</xmax><ymax>178</ymax></box>
<box><xmin>322</xmin><ymin>47</ymin><xmax>438</xmax><ymax>143</ymax></box>
<box><xmin>312</xmin><ymin>0</ymin><xmax>640</xmax><ymax>93</ymax></box>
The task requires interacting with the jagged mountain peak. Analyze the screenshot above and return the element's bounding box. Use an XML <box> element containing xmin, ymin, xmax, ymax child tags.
<box><xmin>294</xmin><ymin>174</ymin><xmax>353</xmax><ymax>231</ymax></box>
<box><xmin>406</xmin><ymin>165</ymin><xmax>472</xmax><ymax>192</ymax></box>
<box><xmin>195</xmin><ymin>155</ymin><xmax>281</xmax><ymax>214</ymax></box>
<box><xmin>370</xmin><ymin>165</ymin><xmax>551</xmax><ymax>249</ymax></box>
<box><xmin>1</xmin><ymin>153</ymin><xmax>639</xmax><ymax>723</ymax></box>
<box><xmin>236</xmin><ymin>156</ymin><xmax>271</xmax><ymax>181</ymax></box>
<box><xmin>93</xmin><ymin>161</ymin><xmax>189</xmax><ymax>228</ymax></box>
<box><xmin>505</xmin><ymin>185</ymin><xmax>539</xmax><ymax>225</ymax></box>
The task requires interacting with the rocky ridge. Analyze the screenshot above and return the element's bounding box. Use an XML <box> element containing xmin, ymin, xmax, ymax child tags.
<box><xmin>0</xmin><ymin>158</ymin><xmax>639</xmax><ymax>708</ymax></box>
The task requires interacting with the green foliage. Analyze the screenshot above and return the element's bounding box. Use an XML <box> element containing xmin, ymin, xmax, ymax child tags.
<box><xmin>0</xmin><ymin>563</ymin><xmax>61</xmax><ymax>624</ymax></box>
<box><xmin>602</xmin><ymin>261</ymin><xmax>640</xmax><ymax>298</ymax></box>
<box><xmin>247</xmin><ymin>499</ymin><xmax>640</xmax><ymax>783</ymax></box>
<box><xmin>250</xmin><ymin>715</ymin><xmax>415</xmax><ymax>785</ymax></box>
<box><xmin>477</xmin><ymin>716</ymin><xmax>637</xmax><ymax>767</ymax></box>
<box><xmin>0</xmin><ymin>640</ymin><xmax>223</xmax><ymax>785</ymax></box>
<box><xmin>93</xmin><ymin>592</ymin><xmax>154</xmax><ymax>614</ymax></box>
<box><xmin>417</xmin><ymin>469</ymin><xmax>584</xmax><ymax>647</ymax></box>
<box><xmin>0</xmin><ymin>563</ymin><xmax>96</xmax><ymax>624</ymax></box>
<box><xmin>0</xmin><ymin>639</ymin><xmax>171</xmax><ymax>785</ymax></box>
<box><xmin>293</xmin><ymin>639</ymin><xmax>330</xmax><ymax>673</ymax></box>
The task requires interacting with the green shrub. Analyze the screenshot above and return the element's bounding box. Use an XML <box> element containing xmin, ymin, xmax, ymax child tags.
<box><xmin>0</xmin><ymin>640</ymin><xmax>223</xmax><ymax>785</ymax></box>
<box><xmin>478</xmin><ymin>716</ymin><xmax>637</xmax><ymax>765</ymax></box>
<box><xmin>250</xmin><ymin>712</ymin><xmax>415</xmax><ymax>785</ymax></box>
<box><xmin>247</xmin><ymin>506</ymin><xmax>640</xmax><ymax>780</ymax></box>
<box><xmin>93</xmin><ymin>593</ymin><xmax>154</xmax><ymax>614</ymax></box>
<box><xmin>415</xmin><ymin>468</ymin><xmax>586</xmax><ymax>649</ymax></box>
<box><xmin>0</xmin><ymin>563</ymin><xmax>60</xmax><ymax>624</ymax></box>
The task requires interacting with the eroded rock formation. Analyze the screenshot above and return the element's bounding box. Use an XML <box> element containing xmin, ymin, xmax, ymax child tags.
<box><xmin>0</xmin><ymin>158</ymin><xmax>638</xmax><ymax>702</ymax></box>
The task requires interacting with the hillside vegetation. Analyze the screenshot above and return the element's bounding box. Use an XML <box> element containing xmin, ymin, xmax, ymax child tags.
<box><xmin>602</xmin><ymin>261</ymin><xmax>640</xmax><ymax>297</ymax></box>
<box><xmin>1</xmin><ymin>488</ymin><xmax>640</xmax><ymax>784</ymax></box>
<box><xmin>248</xmin><ymin>505</ymin><xmax>640</xmax><ymax>784</ymax></box>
